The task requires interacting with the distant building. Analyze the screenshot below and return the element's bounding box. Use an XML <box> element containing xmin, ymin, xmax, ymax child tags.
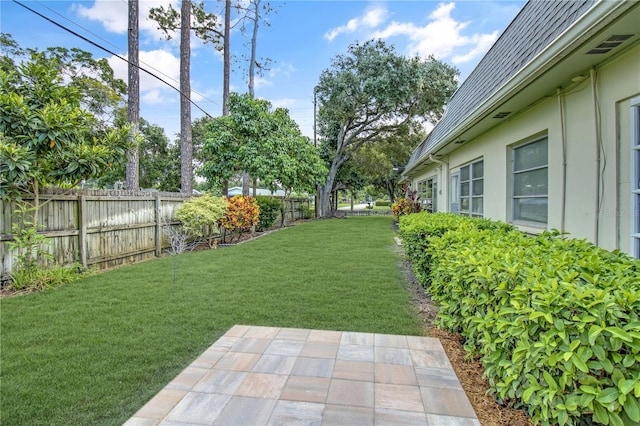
<box><xmin>227</xmin><ymin>187</ymin><xmax>287</xmax><ymax>197</ymax></box>
<box><xmin>403</xmin><ymin>0</ymin><xmax>640</xmax><ymax>258</ymax></box>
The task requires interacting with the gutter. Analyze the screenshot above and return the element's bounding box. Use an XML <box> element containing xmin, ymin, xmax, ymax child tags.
<box><xmin>404</xmin><ymin>0</ymin><xmax>633</xmax><ymax>176</ymax></box>
<box><xmin>429</xmin><ymin>154</ymin><xmax>449</xmax><ymax>213</ymax></box>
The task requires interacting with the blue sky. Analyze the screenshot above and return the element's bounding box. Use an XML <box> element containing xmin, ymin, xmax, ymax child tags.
<box><xmin>1</xmin><ymin>0</ymin><xmax>525</xmax><ymax>140</ymax></box>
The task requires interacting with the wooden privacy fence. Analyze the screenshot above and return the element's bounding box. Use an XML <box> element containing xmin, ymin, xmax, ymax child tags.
<box><xmin>1</xmin><ymin>188</ymin><xmax>310</xmax><ymax>281</ymax></box>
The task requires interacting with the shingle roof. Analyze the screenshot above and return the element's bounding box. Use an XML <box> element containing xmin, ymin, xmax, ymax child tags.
<box><xmin>405</xmin><ymin>0</ymin><xmax>596</xmax><ymax>170</ymax></box>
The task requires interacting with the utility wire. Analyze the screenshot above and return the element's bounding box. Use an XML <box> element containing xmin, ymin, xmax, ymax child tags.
<box><xmin>32</xmin><ymin>0</ymin><xmax>222</xmax><ymax>109</ymax></box>
<box><xmin>13</xmin><ymin>0</ymin><xmax>214</xmax><ymax>119</ymax></box>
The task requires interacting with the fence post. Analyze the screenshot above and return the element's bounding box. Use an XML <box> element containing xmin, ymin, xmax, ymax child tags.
<box><xmin>78</xmin><ymin>194</ymin><xmax>87</xmax><ymax>268</ymax></box>
<box><xmin>155</xmin><ymin>193</ymin><xmax>162</xmax><ymax>257</ymax></box>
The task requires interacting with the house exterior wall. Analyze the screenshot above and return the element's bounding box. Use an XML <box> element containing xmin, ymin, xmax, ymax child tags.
<box><xmin>409</xmin><ymin>44</ymin><xmax>640</xmax><ymax>256</ymax></box>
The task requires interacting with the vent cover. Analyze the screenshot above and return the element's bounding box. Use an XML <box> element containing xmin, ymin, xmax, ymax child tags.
<box><xmin>587</xmin><ymin>34</ymin><xmax>634</xmax><ymax>54</ymax></box>
<box><xmin>493</xmin><ymin>112</ymin><xmax>511</xmax><ymax>119</ymax></box>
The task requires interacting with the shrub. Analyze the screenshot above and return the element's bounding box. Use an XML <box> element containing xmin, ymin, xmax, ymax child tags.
<box><xmin>375</xmin><ymin>199</ymin><xmax>390</xmax><ymax>207</ymax></box>
<box><xmin>391</xmin><ymin>190</ymin><xmax>421</xmax><ymax>221</ymax></box>
<box><xmin>175</xmin><ymin>194</ymin><xmax>227</xmax><ymax>247</ymax></box>
<box><xmin>399</xmin><ymin>213</ymin><xmax>640</xmax><ymax>426</ymax></box>
<box><xmin>255</xmin><ymin>196</ymin><xmax>282</xmax><ymax>231</ymax></box>
<box><xmin>220</xmin><ymin>195</ymin><xmax>260</xmax><ymax>241</ymax></box>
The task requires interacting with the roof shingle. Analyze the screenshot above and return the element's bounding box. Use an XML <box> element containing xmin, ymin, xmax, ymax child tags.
<box><xmin>406</xmin><ymin>0</ymin><xmax>596</xmax><ymax>170</ymax></box>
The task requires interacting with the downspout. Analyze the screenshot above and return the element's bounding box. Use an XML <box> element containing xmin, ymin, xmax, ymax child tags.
<box><xmin>429</xmin><ymin>154</ymin><xmax>449</xmax><ymax>213</ymax></box>
<box><xmin>557</xmin><ymin>88</ymin><xmax>567</xmax><ymax>233</ymax></box>
<box><xmin>590</xmin><ymin>67</ymin><xmax>601</xmax><ymax>245</ymax></box>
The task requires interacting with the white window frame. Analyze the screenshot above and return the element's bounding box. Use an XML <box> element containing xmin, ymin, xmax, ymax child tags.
<box><xmin>631</xmin><ymin>96</ymin><xmax>640</xmax><ymax>258</ymax></box>
<box><xmin>450</xmin><ymin>173</ymin><xmax>460</xmax><ymax>214</ymax></box>
<box><xmin>511</xmin><ymin>137</ymin><xmax>548</xmax><ymax>226</ymax></box>
<box><xmin>458</xmin><ymin>159</ymin><xmax>484</xmax><ymax>217</ymax></box>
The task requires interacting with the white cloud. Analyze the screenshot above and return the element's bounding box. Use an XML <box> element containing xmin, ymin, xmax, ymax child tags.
<box><xmin>254</xmin><ymin>76</ymin><xmax>272</xmax><ymax>89</ymax></box>
<box><xmin>107</xmin><ymin>50</ymin><xmax>180</xmax><ymax>95</ymax></box>
<box><xmin>74</xmin><ymin>1</ymin><xmax>179</xmax><ymax>41</ymax></box>
<box><xmin>141</xmin><ymin>89</ymin><xmax>167</xmax><ymax>104</ymax></box>
<box><xmin>325</xmin><ymin>6</ymin><xmax>388</xmax><ymax>41</ymax></box>
<box><xmin>371</xmin><ymin>2</ymin><xmax>499</xmax><ymax>64</ymax></box>
<box><xmin>269</xmin><ymin>98</ymin><xmax>297</xmax><ymax>109</ymax></box>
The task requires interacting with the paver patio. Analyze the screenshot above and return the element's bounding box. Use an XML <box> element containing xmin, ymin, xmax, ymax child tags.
<box><xmin>124</xmin><ymin>325</ymin><xmax>480</xmax><ymax>425</ymax></box>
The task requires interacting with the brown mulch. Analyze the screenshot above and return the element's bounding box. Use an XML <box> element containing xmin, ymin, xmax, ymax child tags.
<box><xmin>401</xmin><ymin>259</ymin><xmax>533</xmax><ymax>426</ymax></box>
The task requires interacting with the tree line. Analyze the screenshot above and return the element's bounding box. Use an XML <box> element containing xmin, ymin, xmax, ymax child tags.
<box><xmin>1</xmin><ymin>1</ymin><xmax>458</xmax><ymax>218</ymax></box>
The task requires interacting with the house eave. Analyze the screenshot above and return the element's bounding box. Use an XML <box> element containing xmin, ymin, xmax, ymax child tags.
<box><xmin>403</xmin><ymin>0</ymin><xmax>638</xmax><ymax>178</ymax></box>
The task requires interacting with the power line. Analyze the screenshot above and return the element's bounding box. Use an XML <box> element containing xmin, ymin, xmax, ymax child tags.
<box><xmin>13</xmin><ymin>0</ymin><xmax>215</xmax><ymax>119</ymax></box>
<box><xmin>32</xmin><ymin>0</ymin><xmax>222</xmax><ymax>109</ymax></box>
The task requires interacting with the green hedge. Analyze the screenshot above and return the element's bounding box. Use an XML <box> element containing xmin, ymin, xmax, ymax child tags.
<box><xmin>255</xmin><ymin>196</ymin><xmax>283</xmax><ymax>231</ymax></box>
<box><xmin>399</xmin><ymin>213</ymin><xmax>640</xmax><ymax>426</ymax></box>
<box><xmin>375</xmin><ymin>199</ymin><xmax>390</xmax><ymax>207</ymax></box>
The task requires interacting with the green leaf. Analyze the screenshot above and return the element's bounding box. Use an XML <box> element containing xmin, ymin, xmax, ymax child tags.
<box><xmin>589</xmin><ymin>325</ymin><xmax>602</xmax><ymax>345</ymax></box>
<box><xmin>522</xmin><ymin>386</ymin><xmax>536</xmax><ymax>403</ymax></box>
<box><xmin>597</xmin><ymin>387</ymin><xmax>620</xmax><ymax>404</ymax></box>
<box><xmin>606</xmin><ymin>327</ymin><xmax>633</xmax><ymax>343</ymax></box>
<box><xmin>543</xmin><ymin>370</ymin><xmax>558</xmax><ymax>391</ymax></box>
<box><xmin>571</xmin><ymin>353</ymin><xmax>589</xmax><ymax>373</ymax></box>
<box><xmin>609</xmin><ymin>412</ymin><xmax>624</xmax><ymax>426</ymax></box>
<box><xmin>619</xmin><ymin>379</ymin><xmax>636</xmax><ymax>395</ymax></box>
<box><xmin>594</xmin><ymin>403</ymin><xmax>610</xmax><ymax>425</ymax></box>
<box><xmin>623</xmin><ymin>395</ymin><xmax>640</xmax><ymax>422</ymax></box>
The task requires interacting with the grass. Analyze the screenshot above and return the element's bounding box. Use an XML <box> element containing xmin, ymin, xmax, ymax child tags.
<box><xmin>0</xmin><ymin>216</ymin><xmax>423</xmax><ymax>425</ymax></box>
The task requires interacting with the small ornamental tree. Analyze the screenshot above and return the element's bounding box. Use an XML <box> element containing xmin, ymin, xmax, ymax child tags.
<box><xmin>175</xmin><ymin>194</ymin><xmax>227</xmax><ymax>247</ymax></box>
<box><xmin>220</xmin><ymin>195</ymin><xmax>260</xmax><ymax>241</ymax></box>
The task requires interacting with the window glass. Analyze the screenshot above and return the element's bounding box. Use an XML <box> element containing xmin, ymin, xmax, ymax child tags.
<box><xmin>514</xmin><ymin>139</ymin><xmax>548</xmax><ymax>171</ymax></box>
<box><xmin>460</xmin><ymin>166</ymin><xmax>469</xmax><ymax>181</ymax></box>
<box><xmin>513</xmin><ymin>169</ymin><xmax>548</xmax><ymax>196</ymax></box>
<box><xmin>472</xmin><ymin>180</ymin><xmax>484</xmax><ymax>196</ymax></box>
<box><xmin>460</xmin><ymin>182</ymin><xmax>470</xmax><ymax>197</ymax></box>
<box><xmin>512</xmin><ymin>138</ymin><xmax>548</xmax><ymax>225</ymax></box>
<box><xmin>472</xmin><ymin>198</ymin><xmax>483</xmax><ymax>214</ymax></box>
<box><xmin>514</xmin><ymin>198</ymin><xmax>548</xmax><ymax>224</ymax></box>
<box><xmin>472</xmin><ymin>161</ymin><xmax>484</xmax><ymax>179</ymax></box>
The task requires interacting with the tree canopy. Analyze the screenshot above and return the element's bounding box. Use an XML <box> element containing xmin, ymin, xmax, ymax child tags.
<box><xmin>200</xmin><ymin>92</ymin><xmax>326</xmax><ymax>195</ymax></box>
<box><xmin>315</xmin><ymin>39</ymin><xmax>458</xmax><ymax>216</ymax></box>
<box><xmin>0</xmin><ymin>37</ymin><xmax>131</xmax><ymax>207</ymax></box>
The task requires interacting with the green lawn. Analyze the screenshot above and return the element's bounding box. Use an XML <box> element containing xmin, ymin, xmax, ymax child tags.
<box><xmin>0</xmin><ymin>217</ymin><xmax>424</xmax><ymax>425</ymax></box>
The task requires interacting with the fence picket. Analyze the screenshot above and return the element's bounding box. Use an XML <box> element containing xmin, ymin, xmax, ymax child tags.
<box><xmin>0</xmin><ymin>189</ymin><xmax>309</xmax><ymax>281</ymax></box>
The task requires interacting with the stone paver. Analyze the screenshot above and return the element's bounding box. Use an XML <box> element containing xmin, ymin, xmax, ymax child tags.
<box><xmin>124</xmin><ymin>325</ymin><xmax>480</xmax><ymax>426</ymax></box>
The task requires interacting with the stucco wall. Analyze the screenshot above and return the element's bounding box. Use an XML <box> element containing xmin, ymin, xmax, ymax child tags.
<box><xmin>408</xmin><ymin>44</ymin><xmax>640</xmax><ymax>255</ymax></box>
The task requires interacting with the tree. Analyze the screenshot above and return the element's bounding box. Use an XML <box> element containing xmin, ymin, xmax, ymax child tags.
<box><xmin>314</xmin><ymin>39</ymin><xmax>458</xmax><ymax>217</ymax></box>
<box><xmin>126</xmin><ymin>0</ymin><xmax>140</xmax><ymax>190</ymax></box>
<box><xmin>353</xmin><ymin>122</ymin><xmax>425</xmax><ymax>203</ymax></box>
<box><xmin>96</xmin><ymin>115</ymin><xmax>180</xmax><ymax>191</ymax></box>
<box><xmin>200</xmin><ymin>92</ymin><xmax>326</xmax><ymax>195</ymax></box>
<box><xmin>149</xmin><ymin>1</ymin><xmax>224</xmax><ymax>194</ymax></box>
<box><xmin>0</xmin><ymin>46</ymin><xmax>131</xmax><ymax>221</ymax></box>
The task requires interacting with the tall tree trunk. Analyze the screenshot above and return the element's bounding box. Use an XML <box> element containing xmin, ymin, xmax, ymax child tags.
<box><xmin>222</xmin><ymin>0</ymin><xmax>231</xmax><ymax>116</ymax></box>
<box><xmin>247</xmin><ymin>0</ymin><xmax>260</xmax><ymax>97</ymax></box>
<box><xmin>126</xmin><ymin>0</ymin><xmax>139</xmax><ymax>191</ymax></box>
<box><xmin>241</xmin><ymin>0</ymin><xmax>261</xmax><ymax>197</ymax></box>
<box><xmin>180</xmin><ymin>0</ymin><xmax>192</xmax><ymax>194</ymax></box>
<box><xmin>319</xmin><ymin>159</ymin><xmax>341</xmax><ymax>217</ymax></box>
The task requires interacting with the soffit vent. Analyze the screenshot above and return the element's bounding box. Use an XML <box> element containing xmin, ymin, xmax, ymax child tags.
<box><xmin>493</xmin><ymin>112</ymin><xmax>512</xmax><ymax>119</ymax></box>
<box><xmin>587</xmin><ymin>34</ymin><xmax>634</xmax><ymax>54</ymax></box>
<box><xmin>454</xmin><ymin>139</ymin><xmax>466</xmax><ymax>145</ymax></box>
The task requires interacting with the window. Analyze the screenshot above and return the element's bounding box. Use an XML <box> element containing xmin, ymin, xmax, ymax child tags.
<box><xmin>631</xmin><ymin>97</ymin><xmax>640</xmax><ymax>258</ymax></box>
<box><xmin>450</xmin><ymin>173</ymin><xmax>460</xmax><ymax>214</ymax></box>
<box><xmin>417</xmin><ymin>176</ymin><xmax>437</xmax><ymax>212</ymax></box>
<box><xmin>512</xmin><ymin>138</ymin><xmax>548</xmax><ymax>224</ymax></box>
<box><xmin>459</xmin><ymin>159</ymin><xmax>484</xmax><ymax>217</ymax></box>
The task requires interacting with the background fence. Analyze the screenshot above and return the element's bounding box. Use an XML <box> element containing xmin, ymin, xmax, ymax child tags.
<box><xmin>1</xmin><ymin>189</ymin><xmax>310</xmax><ymax>281</ymax></box>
